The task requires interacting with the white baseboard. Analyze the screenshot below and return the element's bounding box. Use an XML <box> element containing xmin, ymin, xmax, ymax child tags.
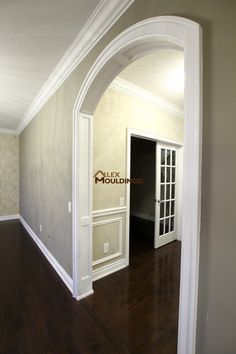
<box><xmin>19</xmin><ymin>215</ymin><xmax>73</xmax><ymax>294</ymax></box>
<box><xmin>0</xmin><ymin>214</ymin><xmax>19</xmax><ymax>221</ymax></box>
<box><xmin>76</xmin><ymin>289</ymin><xmax>94</xmax><ymax>301</ymax></box>
<box><xmin>92</xmin><ymin>258</ymin><xmax>127</xmax><ymax>281</ymax></box>
<box><xmin>131</xmin><ymin>211</ymin><xmax>155</xmax><ymax>222</ymax></box>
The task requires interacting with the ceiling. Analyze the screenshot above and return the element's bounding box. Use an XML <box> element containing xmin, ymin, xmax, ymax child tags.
<box><xmin>118</xmin><ymin>49</ymin><xmax>184</xmax><ymax>110</ymax></box>
<box><xmin>0</xmin><ymin>2</ymin><xmax>183</xmax><ymax>132</ymax></box>
<box><xmin>0</xmin><ymin>0</ymin><xmax>101</xmax><ymax>130</ymax></box>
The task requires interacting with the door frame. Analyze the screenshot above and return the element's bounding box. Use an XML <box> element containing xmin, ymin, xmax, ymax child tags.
<box><xmin>126</xmin><ymin>128</ymin><xmax>183</xmax><ymax>265</ymax></box>
<box><xmin>72</xmin><ymin>16</ymin><xmax>202</xmax><ymax>354</ymax></box>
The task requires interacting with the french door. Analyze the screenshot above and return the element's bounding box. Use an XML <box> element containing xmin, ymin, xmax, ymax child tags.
<box><xmin>154</xmin><ymin>143</ymin><xmax>178</xmax><ymax>249</ymax></box>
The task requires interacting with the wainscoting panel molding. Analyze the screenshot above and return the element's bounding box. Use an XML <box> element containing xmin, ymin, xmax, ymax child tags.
<box><xmin>92</xmin><ymin>207</ymin><xmax>127</xmax><ymax>280</ymax></box>
<box><xmin>92</xmin><ymin>216</ymin><xmax>123</xmax><ymax>266</ymax></box>
<box><xmin>93</xmin><ymin>206</ymin><xmax>127</xmax><ymax>218</ymax></box>
<box><xmin>93</xmin><ymin>258</ymin><xmax>126</xmax><ymax>281</ymax></box>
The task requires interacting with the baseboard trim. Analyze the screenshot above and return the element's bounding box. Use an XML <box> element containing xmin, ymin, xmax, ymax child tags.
<box><xmin>93</xmin><ymin>258</ymin><xmax>127</xmax><ymax>281</ymax></box>
<box><xmin>76</xmin><ymin>289</ymin><xmax>94</xmax><ymax>301</ymax></box>
<box><xmin>0</xmin><ymin>214</ymin><xmax>19</xmax><ymax>221</ymax></box>
<box><xmin>131</xmin><ymin>211</ymin><xmax>155</xmax><ymax>222</ymax></box>
<box><xmin>19</xmin><ymin>215</ymin><xmax>73</xmax><ymax>294</ymax></box>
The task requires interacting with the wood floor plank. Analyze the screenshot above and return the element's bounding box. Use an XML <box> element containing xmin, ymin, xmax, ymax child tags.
<box><xmin>0</xmin><ymin>218</ymin><xmax>181</xmax><ymax>354</ymax></box>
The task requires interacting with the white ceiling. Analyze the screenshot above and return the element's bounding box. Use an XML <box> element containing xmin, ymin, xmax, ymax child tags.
<box><xmin>0</xmin><ymin>3</ymin><xmax>183</xmax><ymax>132</ymax></box>
<box><xmin>119</xmin><ymin>49</ymin><xmax>184</xmax><ymax>109</ymax></box>
<box><xmin>0</xmin><ymin>0</ymin><xmax>101</xmax><ymax>130</ymax></box>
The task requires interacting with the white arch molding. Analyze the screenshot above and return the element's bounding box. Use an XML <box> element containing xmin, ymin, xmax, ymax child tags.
<box><xmin>72</xmin><ymin>16</ymin><xmax>202</xmax><ymax>354</ymax></box>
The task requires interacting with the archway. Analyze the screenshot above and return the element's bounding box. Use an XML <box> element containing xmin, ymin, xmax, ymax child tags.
<box><xmin>72</xmin><ymin>16</ymin><xmax>202</xmax><ymax>354</ymax></box>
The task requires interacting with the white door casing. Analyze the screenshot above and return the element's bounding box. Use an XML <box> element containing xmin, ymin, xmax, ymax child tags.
<box><xmin>72</xmin><ymin>16</ymin><xmax>202</xmax><ymax>354</ymax></box>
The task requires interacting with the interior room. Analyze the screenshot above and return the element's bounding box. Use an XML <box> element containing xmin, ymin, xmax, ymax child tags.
<box><xmin>1</xmin><ymin>1</ymin><xmax>236</xmax><ymax>354</ymax></box>
<box><xmin>92</xmin><ymin>49</ymin><xmax>184</xmax><ymax>279</ymax></box>
<box><xmin>85</xmin><ymin>48</ymin><xmax>184</xmax><ymax>351</ymax></box>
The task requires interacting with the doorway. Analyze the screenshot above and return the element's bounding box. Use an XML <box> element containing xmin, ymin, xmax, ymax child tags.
<box><xmin>130</xmin><ymin>137</ymin><xmax>156</xmax><ymax>253</ymax></box>
<box><xmin>73</xmin><ymin>16</ymin><xmax>202</xmax><ymax>354</ymax></box>
<box><xmin>128</xmin><ymin>133</ymin><xmax>183</xmax><ymax>258</ymax></box>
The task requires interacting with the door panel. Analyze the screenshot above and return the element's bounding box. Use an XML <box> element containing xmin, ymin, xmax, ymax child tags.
<box><xmin>154</xmin><ymin>143</ymin><xmax>178</xmax><ymax>249</ymax></box>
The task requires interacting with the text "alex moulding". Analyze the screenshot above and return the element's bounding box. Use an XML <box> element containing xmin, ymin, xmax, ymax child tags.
<box><xmin>94</xmin><ymin>170</ymin><xmax>144</xmax><ymax>184</ymax></box>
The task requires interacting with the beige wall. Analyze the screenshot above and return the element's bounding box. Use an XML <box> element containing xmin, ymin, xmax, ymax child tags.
<box><xmin>0</xmin><ymin>134</ymin><xmax>19</xmax><ymax>216</ymax></box>
<box><xmin>92</xmin><ymin>87</ymin><xmax>183</xmax><ymax>268</ymax></box>
<box><xmin>19</xmin><ymin>1</ymin><xmax>236</xmax><ymax>353</ymax></box>
<box><xmin>93</xmin><ymin>87</ymin><xmax>183</xmax><ymax>210</ymax></box>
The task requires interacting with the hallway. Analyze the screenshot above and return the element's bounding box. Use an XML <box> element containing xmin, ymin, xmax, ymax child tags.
<box><xmin>0</xmin><ymin>220</ymin><xmax>181</xmax><ymax>354</ymax></box>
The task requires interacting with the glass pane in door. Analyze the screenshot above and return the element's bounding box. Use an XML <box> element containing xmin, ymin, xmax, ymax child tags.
<box><xmin>161</xmin><ymin>185</ymin><xmax>165</xmax><ymax>200</ymax></box>
<box><xmin>161</xmin><ymin>149</ymin><xmax>165</xmax><ymax>165</ymax></box>
<box><xmin>166</xmin><ymin>184</ymin><xmax>170</xmax><ymax>199</ymax></box>
<box><xmin>172</xmin><ymin>151</ymin><xmax>176</xmax><ymax>165</ymax></box>
<box><xmin>167</xmin><ymin>150</ymin><xmax>171</xmax><ymax>165</ymax></box>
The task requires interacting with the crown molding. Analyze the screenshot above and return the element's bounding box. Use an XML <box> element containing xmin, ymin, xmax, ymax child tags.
<box><xmin>17</xmin><ymin>0</ymin><xmax>135</xmax><ymax>134</ymax></box>
<box><xmin>110</xmin><ymin>77</ymin><xmax>184</xmax><ymax>119</ymax></box>
<box><xmin>0</xmin><ymin>128</ymin><xmax>18</xmax><ymax>136</ymax></box>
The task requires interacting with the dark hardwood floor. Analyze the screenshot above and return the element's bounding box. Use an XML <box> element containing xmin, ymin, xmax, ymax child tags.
<box><xmin>0</xmin><ymin>218</ymin><xmax>181</xmax><ymax>354</ymax></box>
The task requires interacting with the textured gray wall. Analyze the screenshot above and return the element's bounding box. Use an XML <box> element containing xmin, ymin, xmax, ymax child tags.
<box><xmin>19</xmin><ymin>88</ymin><xmax>73</xmax><ymax>275</ymax></box>
<box><xmin>19</xmin><ymin>1</ymin><xmax>236</xmax><ymax>352</ymax></box>
<box><xmin>0</xmin><ymin>134</ymin><xmax>19</xmax><ymax>216</ymax></box>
